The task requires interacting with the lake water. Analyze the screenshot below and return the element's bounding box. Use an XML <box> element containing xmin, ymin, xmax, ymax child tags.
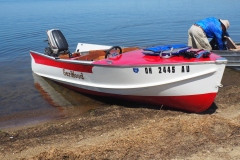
<box><xmin>1</xmin><ymin>0</ymin><xmax>240</xmax><ymax>130</ymax></box>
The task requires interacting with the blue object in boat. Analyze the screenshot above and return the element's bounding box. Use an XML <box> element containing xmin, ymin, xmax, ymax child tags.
<box><xmin>196</xmin><ymin>50</ymin><xmax>210</xmax><ymax>59</ymax></box>
<box><xmin>143</xmin><ymin>44</ymin><xmax>191</xmax><ymax>56</ymax></box>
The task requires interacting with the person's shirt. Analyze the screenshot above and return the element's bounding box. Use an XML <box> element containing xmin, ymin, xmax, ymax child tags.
<box><xmin>195</xmin><ymin>17</ymin><xmax>229</xmax><ymax>50</ymax></box>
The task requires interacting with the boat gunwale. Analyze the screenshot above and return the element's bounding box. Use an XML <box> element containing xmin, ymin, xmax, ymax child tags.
<box><xmin>30</xmin><ymin>50</ymin><xmax>227</xmax><ymax>68</ymax></box>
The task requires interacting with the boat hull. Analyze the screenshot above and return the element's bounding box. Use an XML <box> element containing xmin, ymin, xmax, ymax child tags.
<box><xmin>30</xmin><ymin>49</ymin><xmax>226</xmax><ymax>113</ymax></box>
<box><xmin>56</xmin><ymin>81</ymin><xmax>217</xmax><ymax>113</ymax></box>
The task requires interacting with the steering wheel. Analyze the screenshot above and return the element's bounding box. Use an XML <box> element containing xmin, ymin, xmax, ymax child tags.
<box><xmin>105</xmin><ymin>46</ymin><xmax>122</xmax><ymax>59</ymax></box>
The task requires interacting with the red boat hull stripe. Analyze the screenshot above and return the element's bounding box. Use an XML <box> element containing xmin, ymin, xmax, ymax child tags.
<box><xmin>31</xmin><ymin>53</ymin><xmax>93</xmax><ymax>73</ymax></box>
<box><xmin>57</xmin><ymin>81</ymin><xmax>217</xmax><ymax>113</ymax></box>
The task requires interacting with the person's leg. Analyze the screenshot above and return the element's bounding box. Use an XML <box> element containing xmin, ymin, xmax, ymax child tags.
<box><xmin>188</xmin><ymin>25</ymin><xmax>212</xmax><ymax>50</ymax></box>
<box><xmin>188</xmin><ymin>25</ymin><xmax>195</xmax><ymax>47</ymax></box>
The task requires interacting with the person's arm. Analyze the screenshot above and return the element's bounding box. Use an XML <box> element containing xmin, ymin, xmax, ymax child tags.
<box><xmin>215</xmin><ymin>29</ymin><xmax>225</xmax><ymax>50</ymax></box>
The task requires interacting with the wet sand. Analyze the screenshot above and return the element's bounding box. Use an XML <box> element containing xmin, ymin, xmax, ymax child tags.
<box><xmin>0</xmin><ymin>67</ymin><xmax>240</xmax><ymax>159</ymax></box>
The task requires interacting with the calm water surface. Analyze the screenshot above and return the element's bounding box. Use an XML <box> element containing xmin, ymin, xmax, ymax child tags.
<box><xmin>1</xmin><ymin>0</ymin><xmax>240</xmax><ymax>129</ymax></box>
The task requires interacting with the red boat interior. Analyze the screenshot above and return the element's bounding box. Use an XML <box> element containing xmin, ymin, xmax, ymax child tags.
<box><xmin>58</xmin><ymin>47</ymin><xmax>139</xmax><ymax>61</ymax></box>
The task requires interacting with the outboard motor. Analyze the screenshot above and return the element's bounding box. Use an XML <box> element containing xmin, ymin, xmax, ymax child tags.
<box><xmin>45</xmin><ymin>29</ymin><xmax>72</xmax><ymax>57</ymax></box>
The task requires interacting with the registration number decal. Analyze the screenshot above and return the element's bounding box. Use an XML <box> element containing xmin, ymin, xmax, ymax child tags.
<box><xmin>144</xmin><ymin>66</ymin><xmax>190</xmax><ymax>74</ymax></box>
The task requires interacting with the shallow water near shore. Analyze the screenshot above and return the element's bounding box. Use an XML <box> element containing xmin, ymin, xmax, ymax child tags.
<box><xmin>1</xmin><ymin>0</ymin><xmax>240</xmax><ymax>130</ymax></box>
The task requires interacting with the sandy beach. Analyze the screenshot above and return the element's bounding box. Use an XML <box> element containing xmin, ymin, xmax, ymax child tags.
<box><xmin>0</xmin><ymin>67</ymin><xmax>240</xmax><ymax>160</ymax></box>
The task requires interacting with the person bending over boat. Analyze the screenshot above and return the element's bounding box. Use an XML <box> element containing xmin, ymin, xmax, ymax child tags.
<box><xmin>188</xmin><ymin>17</ymin><xmax>230</xmax><ymax>50</ymax></box>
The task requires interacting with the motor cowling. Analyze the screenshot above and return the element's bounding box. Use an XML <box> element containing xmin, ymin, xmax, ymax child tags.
<box><xmin>45</xmin><ymin>29</ymin><xmax>71</xmax><ymax>57</ymax></box>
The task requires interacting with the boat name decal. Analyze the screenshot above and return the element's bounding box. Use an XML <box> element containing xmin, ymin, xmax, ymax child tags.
<box><xmin>144</xmin><ymin>66</ymin><xmax>190</xmax><ymax>74</ymax></box>
<box><xmin>63</xmin><ymin>69</ymin><xmax>84</xmax><ymax>80</ymax></box>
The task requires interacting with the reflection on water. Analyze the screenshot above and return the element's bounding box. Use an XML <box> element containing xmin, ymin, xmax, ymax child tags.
<box><xmin>32</xmin><ymin>73</ymin><xmax>105</xmax><ymax>116</ymax></box>
<box><xmin>0</xmin><ymin>73</ymin><xmax>105</xmax><ymax>130</ymax></box>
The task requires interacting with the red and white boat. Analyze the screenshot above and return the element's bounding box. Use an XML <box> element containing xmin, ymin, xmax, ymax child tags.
<box><xmin>30</xmin><ymin>29</ymin><xmax>227</xmax><ymax>113</ymax></box>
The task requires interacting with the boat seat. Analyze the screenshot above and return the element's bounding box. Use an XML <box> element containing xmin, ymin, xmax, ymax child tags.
<box><xmin>122</xmin><ymin>47</ymin><xmax>139</xmax><ymax>53</ymax></box>
<box><xmin>58</xmin><ymin>50</ymin><xmax>105</xmax><ymax>61</ymax></box>
<box><xmin>76</xmin><ymin>50</ymin><xmax>106</xmax><ymax>61</ymax></box>
<box><xmin>59</xmin><ymin>52</ymin><xmax>80</xmax><ymax>59</ymax></box>
<box><xmin>225</xmin><ymin>36</ymin><xmax>240</xmax><ymax>50</ymax></box>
